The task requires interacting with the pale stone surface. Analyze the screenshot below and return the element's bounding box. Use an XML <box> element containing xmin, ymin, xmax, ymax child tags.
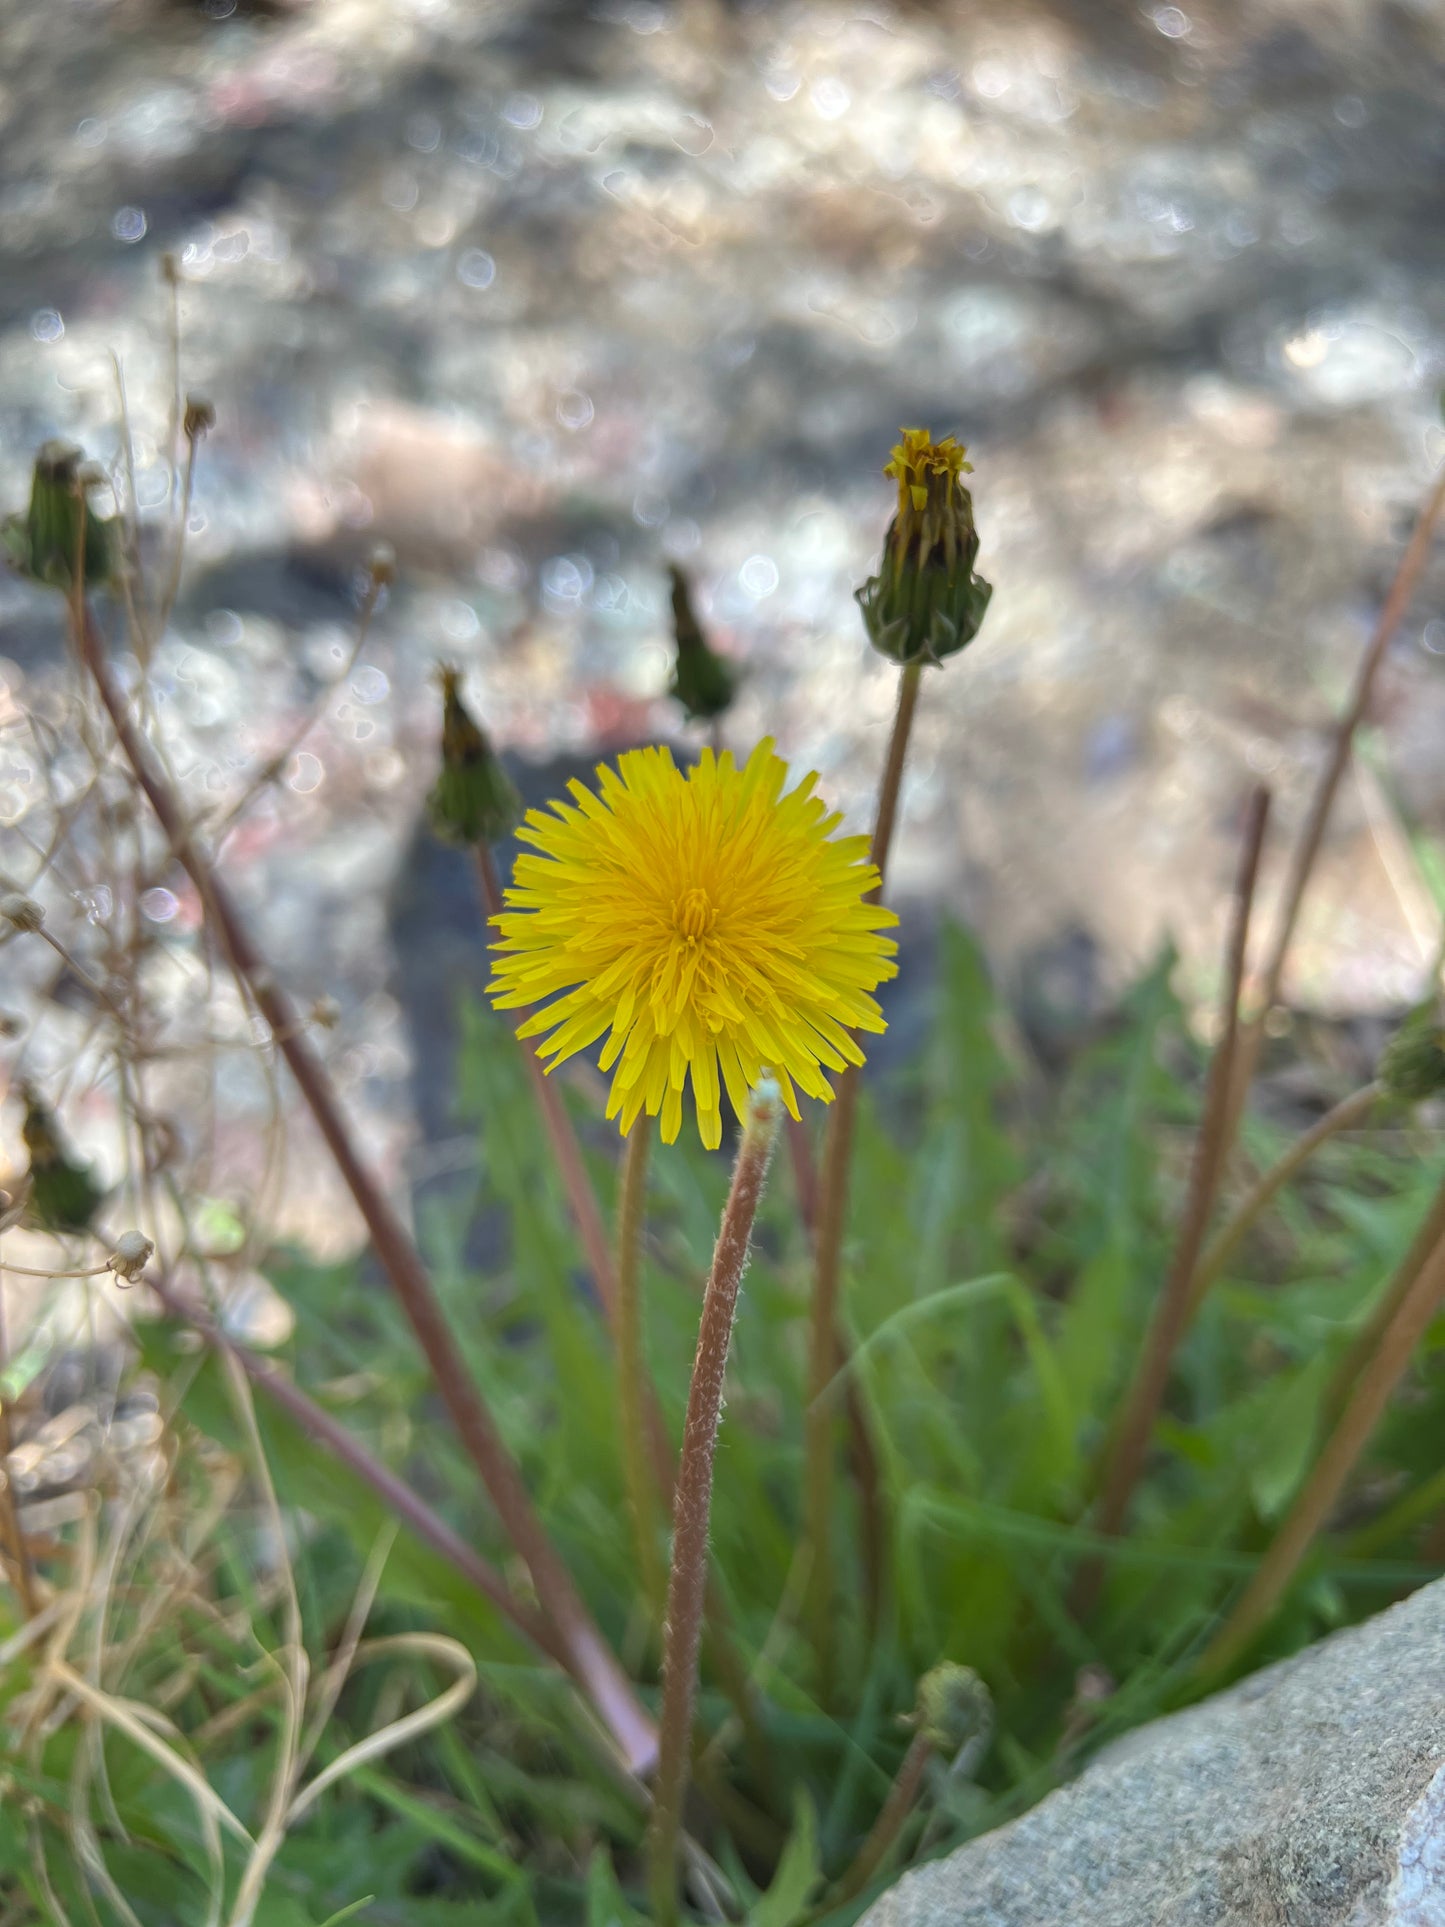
<box><xmin>864</xmin><ymin>1579</ymin><xmax>1445</xmax><ymax>1927</ymax></box>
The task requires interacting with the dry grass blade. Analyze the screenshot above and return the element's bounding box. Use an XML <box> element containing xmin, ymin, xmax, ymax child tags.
<box><xmin>44</xmin><ymin>1657</ymin><xmax>254</xmax><ymax>1850</ymax></box>
<box><xmin>285</xmin><ymin>1633</ymin><xmax>478</xmax><ymax>1824</ymax></box>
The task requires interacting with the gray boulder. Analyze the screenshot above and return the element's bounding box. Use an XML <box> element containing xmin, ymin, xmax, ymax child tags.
<box><xmin>864</xmin><ymin>1579</ymin><xmax>1445</xmax><ymax>1927</ymax></box>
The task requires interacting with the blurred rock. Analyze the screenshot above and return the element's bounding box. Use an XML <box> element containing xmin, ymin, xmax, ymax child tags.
<box><xmin>864</xmin><ymin>1576</ymin><xmax>1445</xmax><ymax>1927</ymax></box>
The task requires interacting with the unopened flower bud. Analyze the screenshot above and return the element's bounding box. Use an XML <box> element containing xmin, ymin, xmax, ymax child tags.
<box><xmin>368</xmin><ymin>542</ymin><xmax>397</xmax><ymax>588</ymax></box>
<box><xmin>109</xmin><ymin>1231</ymin><xmax>154</xmax><ymax>1282</ymax></box>
<box><xmin>183</xmin><ymin>396</ymin><xmax>216</xmax><ymax>441</ymax></box>
<box><xmin>856</xmin><ymin>429</ymin><xmax>992</xmax><ymax>667</ymax></box>
<box><xmin>667</xmin><ymin>564</ymin><xmax>736</xmax><ymax>722</ymax></box>
<box><xmin>2</xmin><ymin>440</ymin><xmax>117</xmax><ymax>592</ymax></box>
<box><xmin>915</xmin><ymin>1662</ymin><xmax>992</xmax><ymax>1759</ymax></box>
<box><xmin>426</xmin><ymin>665</ymin><xmax>521</xmax><ymax>846</ymax></box>
<box><xmin>1</xmin><ymin>893</ymin><xmax>44</xmax><ymax>932</ymax></box>
<box><xmin>1379</xmin><ymin>1000</ymin><xmax>1445</xmax><ymax>1104</ymax></box>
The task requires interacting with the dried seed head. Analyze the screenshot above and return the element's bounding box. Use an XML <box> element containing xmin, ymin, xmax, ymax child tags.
<box><xmin>109</xmin><ymin>1231</ymin><xmax>155</xmax><ymax>1282</ymax></box>
<box><xmin>183</xmin><ymin>395</ymin><xmax>216</xmax><ymax>441</ymax></box>
<box><xmin>1</xmin><ymin>893</ymin><xmax>44</xmax><ymax>932</ymax></box>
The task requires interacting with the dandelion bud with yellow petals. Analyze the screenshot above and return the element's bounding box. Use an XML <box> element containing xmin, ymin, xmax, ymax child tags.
<box><xmin>426</xmin><ymin>665</ymin><xmax>521</xmax><ymax>847</ymax></box>
<box><xmin>667</xmin><ymin>564</ymin><xmax>736</xmax><ymax>722</ymax></box>
<box><xmin>1379</xmin><ymin>999</ymin><xmax>1445</xmax><ymax>1104</ymax></box>
<box><xmin>856</xmin><ymin>428</ymin><xmax>992</xmax><ymax>667</ymax></box>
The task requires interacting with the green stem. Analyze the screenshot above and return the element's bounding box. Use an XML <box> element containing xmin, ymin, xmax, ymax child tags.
<box><xmin>616</xmin><ymin>1117</ymin><xmax>664</xmax><ymax>1614</ymax></box>
<box><xmin>648</xmin><ymin>1086</ymin><xmax>780</xmax><ymax>1927</ymax></box>
<box><xmin>802</xmin><ymin>659</ymin><xmax>920</xmax><ymax>1695</ymax></box>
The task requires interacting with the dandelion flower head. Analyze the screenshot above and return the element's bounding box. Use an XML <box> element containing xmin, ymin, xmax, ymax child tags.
<box><xmin>487</xmin><ymin>740</ymin><xmax>899</xmax><ymax>1148</ymax></box>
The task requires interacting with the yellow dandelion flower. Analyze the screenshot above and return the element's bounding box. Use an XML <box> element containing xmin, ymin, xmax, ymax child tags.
<box><xmin>487</xmin><ymin>739</ymin><xmax>899</xmax><ymax>1149</ymax></box>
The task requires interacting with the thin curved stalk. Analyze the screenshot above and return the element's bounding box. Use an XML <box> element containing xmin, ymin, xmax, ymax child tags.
<box><xmin>824</xmin><ymin>1732</ymin><xmax>932</xmax><ymax>1912</ymax></box>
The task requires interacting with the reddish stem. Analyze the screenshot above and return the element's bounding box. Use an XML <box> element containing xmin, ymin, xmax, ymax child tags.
<box><xmin>648</xmin><ymin>1097</ymin><xmax>778</xmax><ymax>1925</ymax></box>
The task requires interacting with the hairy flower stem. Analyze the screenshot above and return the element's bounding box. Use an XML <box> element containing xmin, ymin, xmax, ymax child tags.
<box><xmin>1076</xmin><ymin>788</ymin><xmax>1270</xmax><ymax>1619</ymax></box>
<box><xmin>803</xmin><ymin>659</ymin><xmax>921</xmax><ymax>1694</ymax></box>
<box><xmin>1185</xmin><ymin>1082</ymin><xmax>1383</xmax><ymax>1324</ymax></box>
<box><xmin>1199</xmin><ymin>1225</ymin><xmax>1445</xmax><ymax>1680</ymax></box>
<box><xmin>825</xmin><ymin>1732</ymin><xmax>933</xmax><ymax>1911</ymax></box>
<box><xmin>75</xmin><ymin>602</ymin><xmax>657</xmax><ymax>1779</ymax></box>
<box><xmin>649</xmin><ymin>1089</ymin><xmax>779</xmax><ymax>1927</ymax></box>
<box><xmin>1226</xmin><ymin>462</ymin><xmax>1445</xmax><ymax>1132</ymax></box>
<box><xmin>616</xmin><ymin>1116</ymin><xmax>665</xmax><ymax>1613</ymax></box>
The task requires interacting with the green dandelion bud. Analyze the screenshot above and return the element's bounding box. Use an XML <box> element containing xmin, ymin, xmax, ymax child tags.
<box><xmin>21</xmin><ymin>1086</ymin><xmax>105</xmax><ymax>1235</ymax></box>
<box><xmin>856</xmin><ymin>428</ymin><xmax>992</xmax><ymax>667</ymax></box>
<box><xmin>2</xmin><ymin>441</ymin><xmax>117</xmax><ymax>593</ymax></box>
<box><xmin>667</xmin><ymin>564</ymin><xmax>736</xmax><ymax>722</ymax></box>
<box><xmin>914</xmin><ymin>1662</ymin><xmax>992</xmax><ymax>1758</ymax></box>
<box><xmin>1379</xmin><ymin>999</ymin><xmax>1445</xmax><ymax>1104</ymax></box>
<box><xmin>426</xmin><ymin>665</ymin><xmax>521</xmax><ymax>846</ymax></box>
